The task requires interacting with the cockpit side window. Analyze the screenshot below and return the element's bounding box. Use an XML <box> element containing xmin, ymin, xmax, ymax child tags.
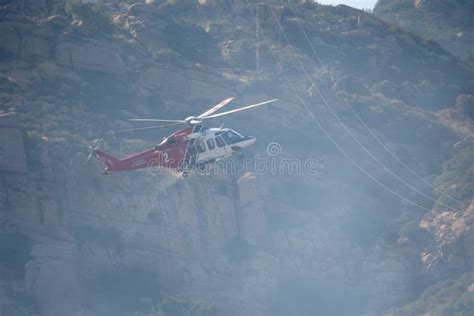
<box><xmin>196</xmin><ymin>140</ymin><xmax>206</xmax><ymax>153</ymax></box>
<box><xmin>167</xmin><ymin>136</ymin><xmax>176</xmax><ymax>145</ymax></box>
<box><xmin>221</xmin><ymin>131</ymin><xmax>241</xmax><ymax>145</ymax></box>
<box><xmin>215</xmin><ymin>136</ymin><xmax>225</xmax><ymax>147</ymax></box>
<box><xmin>193</xmin><ymin>124</ymin><xmax>202</xmax><ymax>133</ymax></box>
<box><xmin>207</xmin><ymin>139</ymin><xmax>216</xmax><ymax>150</ymax></box>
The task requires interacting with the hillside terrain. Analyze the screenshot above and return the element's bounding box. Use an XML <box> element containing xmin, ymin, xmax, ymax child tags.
<box><xmin>374</xmin><ymin>0</ymin><xmax>474</xmax><ymax>61</ymax></box>
<box><xmin>0</xmin><ymin>0</ymin><xmax>473</xmax><ymax>315</ymax></box>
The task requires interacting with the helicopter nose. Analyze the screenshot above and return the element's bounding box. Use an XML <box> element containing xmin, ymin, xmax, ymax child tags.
<box><xmin>230</xmin><ymin>136</ymin><xmax>256</xmax><ymax>152</ymax></box>
<box><xmin>241</xmin><ymin>136</ymin><xmax>256</xmax><ymax>147</ymax></box>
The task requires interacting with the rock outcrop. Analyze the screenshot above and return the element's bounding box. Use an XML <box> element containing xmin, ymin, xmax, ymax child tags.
<box><xmin>374</xmin><ymin>0</ymin><xmax>474</xmax><ymax>60</ymax></box>
<box><xmin>0</xmin><ymin>1</ymin><xmax>473</xmax><ymax>315</ymax></box>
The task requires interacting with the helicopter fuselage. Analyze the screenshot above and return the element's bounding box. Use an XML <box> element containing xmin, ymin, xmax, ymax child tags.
<box><xmin>94</xmin><ymin>124</ymin><xmax>255</xmax><ymax>175</ymax></box>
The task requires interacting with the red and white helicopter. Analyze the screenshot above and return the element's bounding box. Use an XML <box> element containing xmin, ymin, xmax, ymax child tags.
<box><xmin>93</xmin><ymin>97</ymin><xmax>278</xmax><ymax>177</ymax></box>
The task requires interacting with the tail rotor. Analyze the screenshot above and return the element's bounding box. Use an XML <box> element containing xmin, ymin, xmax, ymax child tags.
<box><xmin>86</xmin><ymin>139</ymin><xmax>105</xmax><ymax>162</ymax></box>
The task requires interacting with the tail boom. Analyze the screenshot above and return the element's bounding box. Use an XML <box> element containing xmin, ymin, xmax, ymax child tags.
<box><xmin>94</xmin><ymin>149</ymin><xmax>121</xmax><ymax>174</ymax></box>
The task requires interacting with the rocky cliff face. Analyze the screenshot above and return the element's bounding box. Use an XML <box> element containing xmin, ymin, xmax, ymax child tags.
<box><xmin>374</xmin><ymin>0</ymin><xmax>474</xmax><ymax>60</ymax></box>
<box><xmin>0</xmin><ymin>1</ymin><xmax>473</xmax><ymax>315</ymax></box>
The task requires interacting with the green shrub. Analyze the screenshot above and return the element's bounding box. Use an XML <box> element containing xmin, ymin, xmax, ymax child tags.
<box><xmin>385</xmin><ymin>273</ymin><xmax>474</xmax><ymax>316</ymax></box>
<box><xmin>423</xmin><ymin>38</ymin><xmax>446</xmax><ymax>56</ymax></box>
<box><xmin>222</xmin><ymin>39</ymin><xmax>255</xmax><ymax>69</ymax></box>
<box><xmin>373</xmin><ymin>80</ymin><xmax>400</xmax><ymax>99</ymax></box>
<box><xmin>165</xmin><ymin>21</ymin><xmax>219</xmax><ymax>64</ymax></box>
<box><xmin>64</xmin><ymin>0</ymin><xmax>82</xmax><ymax>18</ymax></box>
<box><xmin>377</xmin><ymin>1</ymin><xmax>414</xmax><ymax>12</ymax></box>
<box><xmin>221</xmin><ymin>38</ymin><xmax>274</xmax><ymax>70</ymax></box>
<box><xmin>240</xmin><ymin>70</ymin><xmax>279</xmax><ymax>95</ymax></box>
<box><xmin>342</xmin><ymin>29</ymin><xmax>373</xmax><ymax>46</ymax></box>
<box><xmin>159</xmin><ymin>0</ymin><xmax>197</xmax><ymax>14</ymax></box>
<box><xmin>334</xmin><ymin>74</ymin><xmax>371</xmax><ymax>97</ymax></box>
<box><xmin>434</xmin><ymin>146</ymin><xmax>474</xmax><ymax>205</ymax></box>
<box><xmin>64</xmin><ymin>0</ymin><xmax>113</xmax><ymax>32</ymax></box>
<box><xmin>399</xmin><ymin>220</ymin><xmax>431</xmax><ymax>245</ymax></box>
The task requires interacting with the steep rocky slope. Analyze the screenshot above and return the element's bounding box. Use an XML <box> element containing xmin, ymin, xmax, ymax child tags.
<box><xmin>0</xmin><ymin>1</ymin><xmax>473</xmax><ymax>315</ymax></box>
<box><xmin>374</xmin><ymin>0</ymin><xmax>474</xmax><ymax>61</ymax></box>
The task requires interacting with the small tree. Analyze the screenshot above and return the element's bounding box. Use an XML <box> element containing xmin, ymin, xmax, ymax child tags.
<box><xmin>64</xmin><ymin>0</ymin><xmax>113</xmax><ymax>32</ymax></box>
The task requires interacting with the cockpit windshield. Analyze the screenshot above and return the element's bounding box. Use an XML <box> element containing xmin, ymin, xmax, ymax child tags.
<box><xmin>221</xmin><ymin>130</ymin><xmax>242</xmax><ymax>144</ymax></box>
<box><xmin>158</xmin><ymin>136</ymin><xmax>175</xmax><ymax>146</ymax></box>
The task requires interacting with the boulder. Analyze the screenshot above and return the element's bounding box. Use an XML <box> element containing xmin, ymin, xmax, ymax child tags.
<box><xmin>138</xmin><ymin>64</ymin><xmax>234</xmax><ymax>99</ymax></box>
<box><xmin>3</xmin><ymin>0</ymin><xmax>48</xmax><ymax>17</ymax></box>
<box><xmin>55</xmin><ymin>40</ymin><xmax>126</xmax><ymax>75</ymax></box>
<box><xmin>18</xmin><ymin>35</ymin><xmax>51</xmax><ymax>61</ymax></box>
<box><xmin>0</xmin><ymin>15</ymin><xmax>53</xmax><ymax>62</ymax></box>
<box><xmin>124</xmin><ymin>4</ymin><xmax>169</xmax><ymax>52</ymax></box>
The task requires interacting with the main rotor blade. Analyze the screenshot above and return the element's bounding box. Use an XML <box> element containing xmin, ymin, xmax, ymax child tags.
<box><xmin>197</xmin><ymin>97</ymin><xmax>235</xmax><ymax>119</ymax></box>
<box><xmin>110</xmin><ymin>123</ymin><xmax>182</xmax><ymax>134</ymax></box>
<box><xmin>128</xmin><ymin>119</ymin><xmax>186</xmax><ymax>123</ymax></box>
<box><xmin>0</xmin><ymin>111</ymin><xmax>15</xmax><ymax>118</ymax></box>
<box><xmin>202</xmin><ymin>99</ymin><xmax>278</xmax><ymax>119</ymax></box>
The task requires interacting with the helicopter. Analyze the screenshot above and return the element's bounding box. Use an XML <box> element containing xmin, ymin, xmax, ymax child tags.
<box><xmin>93</xmin><ymin>97</ymin><xmax>278</xmax><ymax>178</ymax></box>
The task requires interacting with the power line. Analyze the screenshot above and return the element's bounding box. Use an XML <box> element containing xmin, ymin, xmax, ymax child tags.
<box><xmin>244</xmin><ymin>0</ymin><xmax>435</xmax><ymax>213</ymax></box>
<box><xmin>265</xmin><ymin>2</ymin><xmax>461</xmax><ymax>212</ymax></box>
<box><xmin>284</xmin><ymin>1</ymin><xmax>469</xmax><ymax>210</ymax></box>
